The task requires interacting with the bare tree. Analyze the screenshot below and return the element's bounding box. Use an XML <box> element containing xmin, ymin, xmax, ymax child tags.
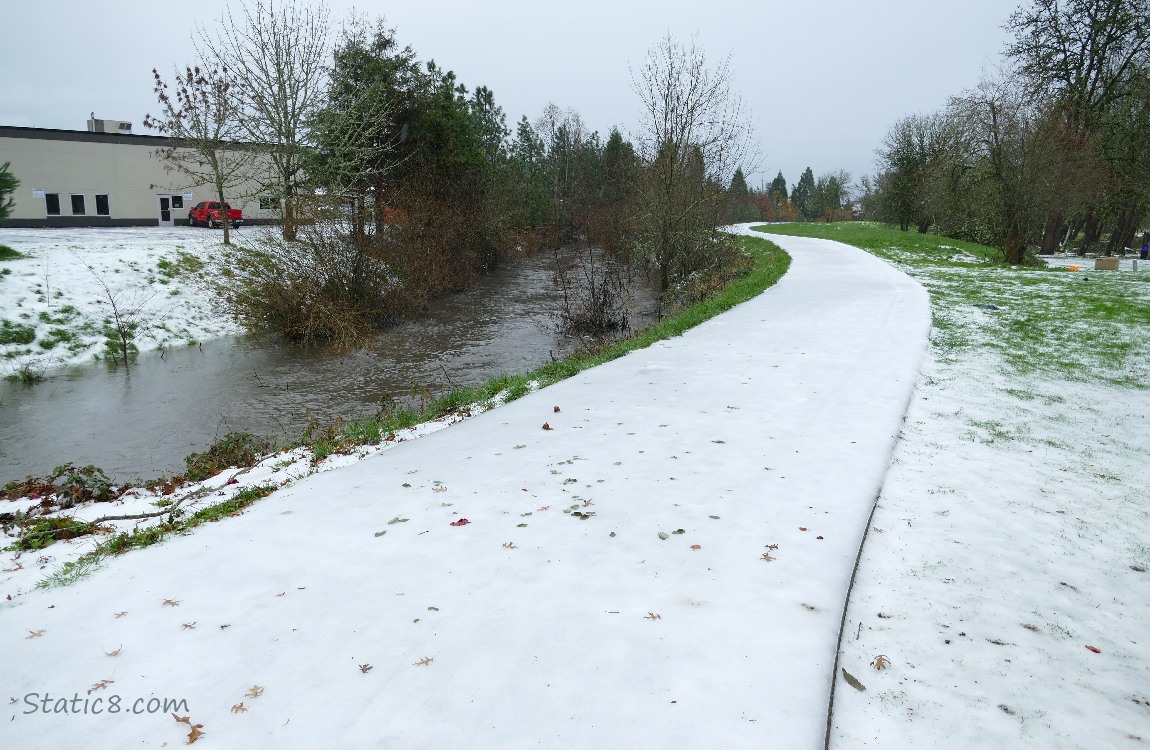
<box><xmin>201</xmin><ymin>0</ymin><xmax>331</xmax><ymax>241</ymax></box>
<box><xmin>631</xmin><ymin>34</ymin><xmax>756</xmax><ymax>292</ymax></box>
<box><xmin>144</xmin><ymin>63</ymin><xmax>256</xmax><ymax>245</ymax></box>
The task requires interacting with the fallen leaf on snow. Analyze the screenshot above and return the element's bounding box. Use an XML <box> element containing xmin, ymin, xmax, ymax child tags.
<box><xmin>163</xmin><ymin>599</ymin><xmax>180</xmax><ymax>607</ymax></box>
<box><xmin>450</xmin><ymin>518</ymin><xmax>470</xmax><ymax>526</ymax></box>
<box><xmin>761</xmin><ymin>553</ymin><xmax>776</xmax><ymax>562</ymax></box>
<box><xmin>414</xmin><ymin>657</ymin><xmax>433</xmax><ymax>667</ymax></box>
<box><xmin>644</xmin><ymin>612</ymin><xmax>662</xmax><ymax>620</ymax></box>
<box><xmin>871</xmin><ymin>654</ymin><xmax>891</xmax><ymax>670</ymax></box>
<box><xmin>690</xmin><ymin>545</ymin><xmax>701</xmax><ymax>550</ymax></box>
<box><xmin>105</xmin><ymin>646</ymin><xmax>122</xmax><ymax>657</ymax></box>
<box><xmin>27</xmin><ymin>629</ymin><xmax>45</xmax><ymax>639</ymax></box>
<box><xmin>89</xmin><ymin>679</ymin><xmax>114</xmax><ymax>693</ymax></box>
<box><xmin>231</xmin><ymin>703</ymin><xmax>247</xmax><ymax>714</ymax></box>
<box><xmin>359</xmin><ymin>663</ymin><xmax>373</xmax><ymax>673</ymax></box>
<box><xmin>553</xmin><ymin>406</ymin><xmax>561</xmax><ymax>413</ymax></box>
<box><xmin>181</xmin><ymin>622</ymin><xmax>197</xmax><ymax>630</ymax></box>
<box><xmin>187</xmin><ymin>724</ymin><xmax>205</xmax><ymax>744</ymax></box>
<box><xmin>114</xmin><ymin>611</ymin><xmax>128</xmax><ymax>618</ymax></box>
<box><xmin>542</xmin><ymin>422</ymin><xmax>553</xmax><ymax>431</ymax></box>
<box><xmin>245</xmin><ymin>685</ymin><xmax>264</xmax><ymax>698</ymax></box>
<box><xmin>1086</xmin><ymin>645</ymin><xmax>1101</xmax><ymax>653</ymax></box>
<box><xmin>503</xmin><ymin>542</ymin><xmax>517</xmax><ymax>549</ymax></box>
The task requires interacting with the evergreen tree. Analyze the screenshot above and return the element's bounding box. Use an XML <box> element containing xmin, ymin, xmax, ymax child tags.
<box><xmin>769</xmin><ymin>170</ymin><xmax>787</xmax><ymax>199</ymax></box>
<box><xmin>0</xmin><ymin>162</ymin><xmax>18</xmax><ymax>221</ymax></box>
<box><xmin>791</xmin><ymin>167</ymin><xmax>816</xmax><ymax>220</ymax></box>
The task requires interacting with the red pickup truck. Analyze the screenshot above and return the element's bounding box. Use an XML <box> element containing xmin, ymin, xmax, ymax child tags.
<box><xmin>188</xmin><ymin>201</ymin><xmax>243</xmax><ymax>228</ymax></box>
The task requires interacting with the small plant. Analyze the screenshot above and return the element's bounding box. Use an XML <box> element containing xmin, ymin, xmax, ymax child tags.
<box><xmin>5</xmin><ymin>359</ymin><xmax>46</xmax><ymax>385</ymax></box>
<box><xmin>0</xmin><ymin>244</ymin><xmax>26</xmax><ymax>261</ymax></box>
<box><xmin>184</xmin><ymin>432</ymin><xmax>272</xmax><ymax>481</ymax></box>
<box><xmin>12</xmin><ymin>516</ymin><xmax>100</xmax><ymax>550</ymax></box>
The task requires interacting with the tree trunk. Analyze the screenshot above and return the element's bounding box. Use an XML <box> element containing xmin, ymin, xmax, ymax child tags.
<box><xmin>1039</xmin><ymin>212</ymin><xmax>1062</xmax><ymax>255</ymax></box>
<box><xmin>1076</xmin><ymin>208</ymin><xmax>1099</xmax><ymax>257</ymax></box>
<box><xmin>1004</xmin><ymin>222</ymin><xmax>1026</xmax><ymax>265</ymax></box>
<box><xmin>916</xmin><ymin>219</ymin><xmax>931</xmax><ymax>234</ymax></box>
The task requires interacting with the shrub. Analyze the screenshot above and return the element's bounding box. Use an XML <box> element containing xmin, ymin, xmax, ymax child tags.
<box><xmin>184</xmin><ymin>432</ymin><xmax>272</xmax><ymax>481</ymax></box>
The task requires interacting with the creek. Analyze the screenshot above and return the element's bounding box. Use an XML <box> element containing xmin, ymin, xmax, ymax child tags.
<box><xmin>0</xmin><ymin>250</ymin><xmax>656</xmax><ymax>483</ymax></box>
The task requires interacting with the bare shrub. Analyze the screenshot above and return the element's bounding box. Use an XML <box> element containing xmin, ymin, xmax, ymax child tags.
<box><xmin>553</xmin><ymin>244</ymin><xmax>635</xmax><ymax>336</ymax></box>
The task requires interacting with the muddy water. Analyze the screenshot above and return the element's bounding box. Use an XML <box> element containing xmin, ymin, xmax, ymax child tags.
<box><xmin>0</xmin><ymin>251</ymin><xmax>656</xmax><ymax>483</ymax></box>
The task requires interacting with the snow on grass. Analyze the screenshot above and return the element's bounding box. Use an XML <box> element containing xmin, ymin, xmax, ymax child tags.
<box><xmin>0</xmin><ymin>227</ymin><xmax>242</xmax><ymax>376</ymax></box>
<box><xmin>760</xmin><ymin>223</ymin><xmax>1150</xmax><ymax>748</ymax></box>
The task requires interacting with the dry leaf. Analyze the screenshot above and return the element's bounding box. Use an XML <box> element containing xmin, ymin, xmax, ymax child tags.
<box><xmin>871</xmin><ymin>654</ymin><xmax>891</xmax><ymax>670</ymax></box>
<box><xmin>182</xmin><ymin>622</ymin><xmax>197</xmax><ymax>630</ymax></box>
<box><xmin>230</xmin><ymin>703</ymin><xmax>247</xmax><ymax>714</ymax></box>
<box><xmin>114</xmin><ymin>611</ymin><xmax>128</xmax><ymax>618</ymax></box>
<box><xmin>187</xmin><ymin>724</ymin><xmax>205</xmax><ymax>744</ymax></box>
<box><xmin>553</xmin><ymin>406</ymin><xmax>561</xmax><ymax>413</ymax></box>
<box><xmin>761</xmin><ymin>552</ymin><xmax>776</xmax><ymax>562</ymax></box>
<box><xmin>644</xmin><ymin>612</ymin><xmax>662</xmax><ymax>620</ymax></box>
<box><xmin>27</xmin><ymin>629</ymin><xmax>44</xmax><ymax>639</ymax></box>
<box><xmin>105</xmin><ymin>646</ymin><xmax>122</xmax><ymax>657</ymax></box>
<box><xmin>502</xmin><ymin>542</ymin><xmax>516</xmax><ymax>549</ymax></box>
<box><xmin>173</xmin><ymin>713</ymin><xmax>191</xmax><ymax>724</ymax></box>
<box><xmin>89</xmin><ymin>679</ymin><xmax>114</xmax><ymax>693</ymax></box>
<box><xmin>359</xmin><ymin>663</ymin><xmax>373</xmax><ymax>673</ymax></box>
<box><xmin>413</xmin><ymin>657</ymin><xmax>433</xmax><ymax>667</ymax></box>
<box><xmin>163</xmin><ymin>599</ymin><xmax>180</xmax><ymax>607</ymax></box>
<box><xmin>542</xmin><ymin>422</ymin><xmax>553</xmax><ymax>431</ymax></box>
<box><xmin>432</xmin><ymin>486</ymin><xmax>447</xmax><ymax>493</ymax></box>
<box><xmin>245</xmin><ymin>685</ymin><xmax>264</xmax><ymax>699</ymax></box>
<box><xmin>690</xmin><ymin>544</ymin><xmax>701</xmax><ymax>550</ymax></box>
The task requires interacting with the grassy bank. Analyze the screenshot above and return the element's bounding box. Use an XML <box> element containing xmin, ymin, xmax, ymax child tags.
<box><xmin>5</xmin><ymin>234</ymin><xmax>791</xmax><ymax>573</ymax></box>
<box><xmin>757</xmin><ymin>222</ymin><xmax>1150</xmax><ymax>388</ymax></box>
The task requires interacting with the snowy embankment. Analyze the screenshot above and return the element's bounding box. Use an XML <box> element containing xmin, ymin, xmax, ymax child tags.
<box><xmin>1</xmin><ymin>229</ymin><xmax>930</xmax><ymax>748</ymax></box>
<box><xmin>0</xmin><ymin>227</ymin><xmax>241</xmax><ymax>376</ymax></box>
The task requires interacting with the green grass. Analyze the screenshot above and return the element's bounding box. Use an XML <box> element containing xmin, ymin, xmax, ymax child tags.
<box><xmin>0</xmin><ymin>318</ymin><xmax>36</xmax><ymax>345</ymax></box>
<box><xmin>0</xmin><ymin>245</ymin><xmax>27</xmax><ymax>261</ymax></box>
<box><xmin>757</xmin><ymin>223</ymin><xmax>1150</xmax><ymax>388</ymax></box>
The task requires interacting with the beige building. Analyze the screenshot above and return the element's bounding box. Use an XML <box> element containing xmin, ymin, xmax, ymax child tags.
<box><xmin>0</xmin><ymin>118</ymin><xmax>278</xmax><ymax>228</ymax></box>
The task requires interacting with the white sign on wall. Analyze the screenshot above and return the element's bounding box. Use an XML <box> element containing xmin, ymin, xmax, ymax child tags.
<box><xmin>32</xmin><ymin>188</ymin><xmax>44</xmax><ymax>198</ymax></box>
<box><xmin>183</xmin><ymin>192</ymin><xmax>194</xmax><ymax>201</ymax></box>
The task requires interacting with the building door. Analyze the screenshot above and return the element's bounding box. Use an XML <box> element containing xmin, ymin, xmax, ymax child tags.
<box><xmin>158</xmin><ymin>196</ymin><xmax>172</xmax><ymax>226</ymax></box>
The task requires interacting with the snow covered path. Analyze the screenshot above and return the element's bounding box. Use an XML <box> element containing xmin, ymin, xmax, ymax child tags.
<box><xmin>1</xmin><ymin>230</ymin><xmax>930</xmax><ymax>749</ymax></box>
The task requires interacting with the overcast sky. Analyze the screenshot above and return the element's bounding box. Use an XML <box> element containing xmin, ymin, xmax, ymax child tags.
<box><xmin>2</xmin><ymin>0</ymin><xmax>1015</xmax><ymax>190</ymax></box>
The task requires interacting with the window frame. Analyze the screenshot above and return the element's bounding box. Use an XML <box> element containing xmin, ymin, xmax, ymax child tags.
<box><xmin>95</xmin><ymin>194</ymin><xmax>110</xmax><ymax>216</ymax></box>
<box><xmin>70</xmin><ymin>194</ymin><xmax>86</xmax><ymax>216</ymax></box>
<box><xmin>45</xmin><ymin>193</ymin><xmax>61</xmax><ymax>216</ymax></box>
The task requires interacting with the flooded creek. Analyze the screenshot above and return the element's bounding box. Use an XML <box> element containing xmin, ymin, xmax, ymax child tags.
<box><xmin>1</xmin><ymin>250</ymin><xmax>655</xmax><ymax>483</ymax></box>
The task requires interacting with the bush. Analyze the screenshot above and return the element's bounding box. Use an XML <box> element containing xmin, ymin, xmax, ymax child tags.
<box><xmin>185</xmin><ymin>432</ymin><xmax>272</xmax><ymax>481</ymax></box>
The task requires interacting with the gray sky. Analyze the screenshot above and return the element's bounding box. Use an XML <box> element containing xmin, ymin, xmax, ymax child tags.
<box><xmin>1</xmin><ymin>0</ymin><xmax>1015</xmax><ymax>190</ymax></box>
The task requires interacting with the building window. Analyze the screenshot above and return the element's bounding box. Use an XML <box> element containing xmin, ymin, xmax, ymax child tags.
<box><xmin>170</xmin><ymin>195</ymin><xmax>184</xmax><ymax>209</ymax></box>
<box><xmin>71</xmin><ymin>195</ymin><xmax>86</xmax><ymax>215</ymax></box>
<box><xmin>45</xmin><ymin>193</ymin><xmax>61</xmax><ymax>216</ymax></box>
<box><xmin>259</xmin><ymin>196</ymin><xmax>276</xmax><ymax>210</ymax></box>
<box><xmin>95</xmin><ymin>195</ymin><xmax>110</xmax><ymax>216</ymax></box>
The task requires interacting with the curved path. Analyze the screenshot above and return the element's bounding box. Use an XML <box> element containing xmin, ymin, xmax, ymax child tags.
<box><xmin>1</xmin><ymin>228</ymin><xmax>929</xmax><ymax>749</ymax></box>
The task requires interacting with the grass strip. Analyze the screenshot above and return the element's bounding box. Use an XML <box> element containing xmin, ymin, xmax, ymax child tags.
<box><xmin>755</xmin><ymin>222</ymin><xmax>1150</xmax><ymax>388</ymax></box>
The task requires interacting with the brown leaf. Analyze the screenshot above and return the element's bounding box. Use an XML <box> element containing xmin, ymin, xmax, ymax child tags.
<box><xmin>690</xmin><ymin>544</ymin><xmax>701</xmax><ymax>550</ymax></box>
<box><xmin>359</xmin><ymin>663</ymin><xmax>373</xmax><ymax>673</ymax></box>
<box><xmin>187</xmin><ymin>724</ymin><xmax>205</xmax><ymax>744</ymax></box>
<box><xmin>245</xmin><ymin>685</ymin><xmax>264</xmax><ymax>699</ymax></box>
<box><xmin>553</xmin><ymin>406</ymin><xmax>561</xmax><ymax>413</ymax></box>
<box><xmin>105</xmin><ymin>646</ymin><xmax>122</xmax><ymax>657</ymax></box>
<box><xmin>413</xmin><ymin>657</ymin><xmax>433</xmax><ymax>667</ymax></box>
<box><xmin>542</xmin><ymin>422</ymin><xmax>552</xmax><ymax>431</ymax></box>
<box><xmin>230</xmin><ymin>703</ymin><xmax>247</xmax><ymax>713</ymax></box>
<box><xmin>173</xmin><ymin>713</ymin><xmax>191</xmax><ymax>724</ymax></box>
